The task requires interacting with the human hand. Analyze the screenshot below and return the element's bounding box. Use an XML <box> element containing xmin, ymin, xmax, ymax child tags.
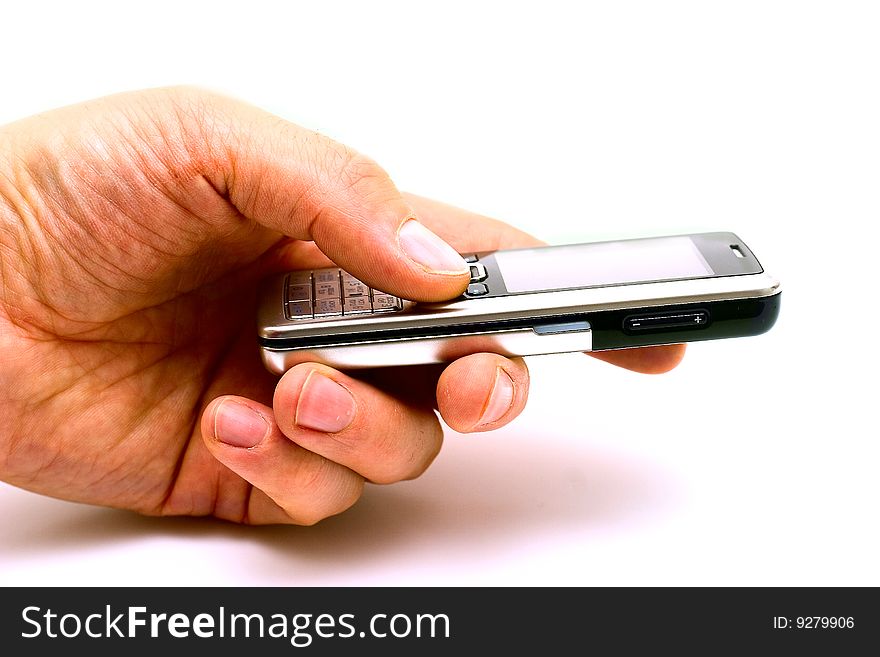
<box><xmin>0</xmin><ymin>88</ymin><xmax>684</xmax><ymax>524</ymax></box>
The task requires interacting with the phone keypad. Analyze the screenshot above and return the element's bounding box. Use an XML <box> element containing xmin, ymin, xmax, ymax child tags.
<box><xmin>285</xmin><ymin>255</ymin><xmax>492</xmax><ymax>319</ymax></box>
<box><xmin>468</xmin><ymin>263</ymin><xmax>488</xmax><ymax>281</ymax></box>
<box><xmin>284</xmin><ymin>268</ymin><xmax>403</xmax><ymax>320</ymax></box>
<box><xmin>466</xmin><ymin>283</ymin><xmax>489</xmax><ymax>296</ymax></box>
<box><xmin>372</xmin><ymin>294</ymin><xmax>401</xmax><ymax>310</ymax></box>
<box><xmin>287</xmin><ymin>301</ymin><xmax>313</xmax><ymax>318</ymax></box>
<box><xmin>462</xmin><ymin>254</ymin><xmax>493</xmax><ymax>297</ymax></box>
<box><xmin>287</xmin><ymin>283</ymin><xmax>311</xmax><ymax>302</ymax></box>
<box><xmin>343</xmin><ymin>296</ymin><xmax>372</xmax><ymax>314</ymax></box>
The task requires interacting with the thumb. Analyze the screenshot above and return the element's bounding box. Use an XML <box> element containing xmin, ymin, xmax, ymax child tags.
<box><xmin>192</xmin><ymin>91</ymin><xmax>470</xmax><ymax>301</ymax></box>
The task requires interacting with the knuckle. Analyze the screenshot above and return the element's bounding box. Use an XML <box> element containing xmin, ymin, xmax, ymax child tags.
<box><xmin>288</xmin><ymin>508</ymin><xmax>327</xmax><ymax>527</ymax></box>
<box><xmin>286</xmin><ymin>457</ymin><xmax>363</xmax><ymax>525</ymax></box>
<box><xmin>369</xmin><ymin>421</ymin><xmax>444</xmax><ymax>484</ymax></box>
<box><xmin>319</xmin><ymin>141</ymin><xmax>390</xmax><ymax>197</ymax></box>
<box><xmin>405</xmin><ymin>422</ymin><xmax>445</xmax><ymax>480</ymax></box>
<box><xmin>329</xmin><ymin>475</ymin><xmax>365</xmax><ymax>517</ymax></box>
<box><xmin>290</xmin><ymin>482</ymin><xmax>363</xmax><ymax>526</ymax></box>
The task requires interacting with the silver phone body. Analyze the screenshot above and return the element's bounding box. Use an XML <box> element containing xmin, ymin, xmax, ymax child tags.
<box><xmin>257</xmin><ymin>232</ymin><xmax>781</xmax><ymax>372</ymax></box>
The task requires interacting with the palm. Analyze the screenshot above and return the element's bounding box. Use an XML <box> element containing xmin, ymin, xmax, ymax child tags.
<box><xmin>7</xmin><ymin>286</ymin><xmax>272</xmax><ymax>514</ymax></box>
<box><xmin>5</xmin><ymin>280</ymin><xmax>276</xmax><ymax>519</ymax></box>
<box><xmin>0</xmin><ymin>117</ymin><xmax>285</xmax><ymax>515</ymax></box>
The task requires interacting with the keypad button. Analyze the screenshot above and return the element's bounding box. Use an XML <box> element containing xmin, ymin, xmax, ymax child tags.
<box><xmin>466</xmin><ymin>283</ymin><xmax>489</xmax><ymax>296</ymax></box>
<box><xmin>288</xmin><ymin>271</ymin><xmax>312</xmax><ymax>286</ymax></box>
<box><xmin>315</xmin><ymin>279</ymin><xmax>341</xmax><ymax>300</ymax></box>
<box><xmin>469</xmin><ymin>263</ymin><xmax>488</xmax><ymax>282</ymax></box>
<box><xmin>463</xmin><ymin>254</ymin><xmax>479</xmax><ymax>263</ymax></box>
<box><xmin>342</xmin><ymin>274</ymin><xmax>370</xmax><ymax>298</ymax></box>
<box><xmin>287</xmin><ymin>301</ymin><xmax>313</xmax><ymax>318</ymax></box>
<box><xmin>287</xmin><ymin>283</ymin><xmax>312</xmax><ymax>302</ymax></box>
<box><xmin>372</xmin><ymin>294</ymin><xmax>402</xmax><ymax>312</ymax></box>
<box><xmin>314</xmin><ymin>269</ymin><xmax>340</xmax><ymax>284</ymax></box>
<box><xmin>344</xmin><ymin>296</ymin><xmax>372</xmax><ymax>314</ymax></box>
<box><xmin>315</xmin><ymin>298</ymin><xmax>343</xmax><ymax>316</ymax></box>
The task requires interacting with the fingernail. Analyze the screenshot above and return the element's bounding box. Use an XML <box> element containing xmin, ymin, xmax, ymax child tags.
<box><xmin>296</xmin><ymin>371</ymin><xmax>356</xmax><ymax>433</ymax></box>
<box><xmin>477</xmin><ymin>368</ymin><xmax>516</xmax><ymax>428</ymax></box>
<box><xmin>398</xmin><ymin>219</ymin><xmax>469</xmax><ymax>275</ymax></box>
<box><xmin>214</xmin><ymin>400</ymin><xmax>270</xmax><ymax>448</ymax></box>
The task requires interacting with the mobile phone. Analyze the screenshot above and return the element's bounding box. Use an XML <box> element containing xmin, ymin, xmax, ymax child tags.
<box><xmin>257</xmin><ymin>232</ymin><xmax>780</xmax><ymax>372</ymax></box>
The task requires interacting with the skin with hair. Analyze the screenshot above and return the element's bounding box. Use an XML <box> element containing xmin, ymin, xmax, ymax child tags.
<box><xmin>0</xmin><ymin>88</ymin><xmax>685</xmax><ymax>525</ymax></box>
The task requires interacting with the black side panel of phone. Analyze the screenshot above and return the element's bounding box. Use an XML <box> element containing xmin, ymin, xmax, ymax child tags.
<box><xmin>589</xmin><ymin>292</ymin><xmax>781</xmax><ymax>350</ymax></box>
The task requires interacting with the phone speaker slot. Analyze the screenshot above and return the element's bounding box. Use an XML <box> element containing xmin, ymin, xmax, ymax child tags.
<box><xmin>624</xmin><ymin>310</ymin><xmax>710</xmax><ymax>333</ymax></box>
<box><xmin>533</xmin><ymin>320</ymin><xmax>591</xmax><ymax>335</ymax></box>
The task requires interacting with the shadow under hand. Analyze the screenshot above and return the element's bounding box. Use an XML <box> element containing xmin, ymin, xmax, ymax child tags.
<box><xmin>1</xmin><ymin>427</ymin><xmax>680</xmax><ymax>582</ymax></box>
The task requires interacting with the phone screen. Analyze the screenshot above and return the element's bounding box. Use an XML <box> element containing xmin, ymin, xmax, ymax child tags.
<box><xmin>494</xmin><ymin>236</ymin><xmax>714</xmax><ymax>293</ymax></box>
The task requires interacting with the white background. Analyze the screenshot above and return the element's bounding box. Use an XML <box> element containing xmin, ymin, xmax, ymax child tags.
<box><xmin>1</xmin><ymin>0</ymin><xmax>878</xmax><ymax>586</ymax></box>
